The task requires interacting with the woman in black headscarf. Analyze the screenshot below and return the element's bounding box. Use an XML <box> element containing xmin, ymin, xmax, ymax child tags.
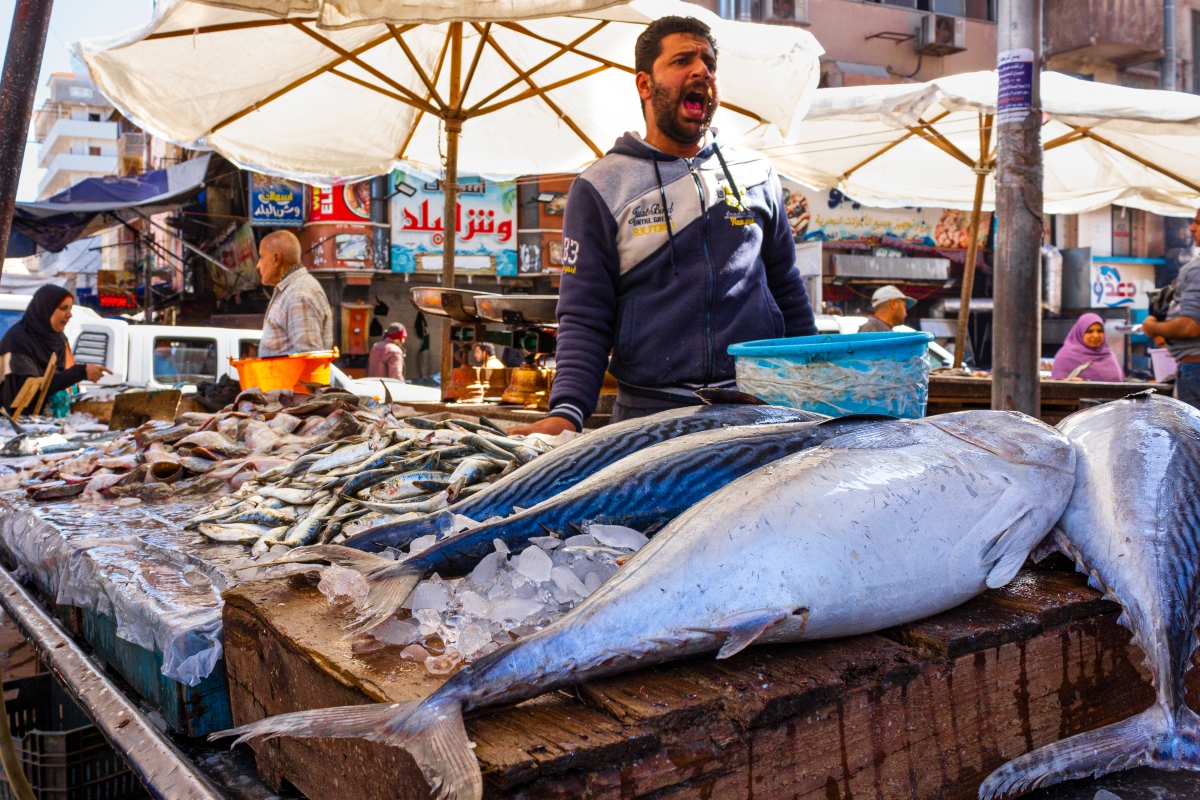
<box><xmin>0</xmin><ymin>286</ymin><xmax>109</xmax><ymax>412</ymax></box>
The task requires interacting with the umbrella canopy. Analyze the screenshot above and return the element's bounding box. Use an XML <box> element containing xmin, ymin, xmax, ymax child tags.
<box><xmin>770</xmin><ymin>70</ymin><xmax>1200</xmax><ymax>217</ymax></box>
<box><xmin>76</xmin><ymin>0</ymin><xmax>822</xmax><ymax>182</ymax></box>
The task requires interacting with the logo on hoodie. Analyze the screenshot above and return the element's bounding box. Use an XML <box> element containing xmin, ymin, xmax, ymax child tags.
<box><xmin>629</xmin><ymin>200</ymin><xmax>676</xmax><ymax>237</ymax></box>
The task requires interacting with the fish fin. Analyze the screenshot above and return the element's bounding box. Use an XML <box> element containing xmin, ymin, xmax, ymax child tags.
<box><xmin>695</xmin><ymin>387</ymin><xmax>767</xmax><ymax>406</ymax></box>
<box><xmin>820</xmin><ymin>421</ymin><xmax>917</xmax><ymax>450</ymax></box>
<box><xmin>272</xmin><ymin>544</ymin><xmax>394</xmax><ymax>572</ymax></box>
<box><xmin>714</xmin><ymin>609</ymin><xmax>788</xmax><ymax>659</ymax></box>
<box><xmin>343</xmin><ymin>561</ymin><xmax>426</xmax><ymax>636</ymax></box>
<box><xmin>969</xmin><ymin>484</ymin><xmax>1057</xmax><ymax>589</ymax></box>
<box><xmin>210</xmin><ymin>701</ymin><xmax>408</xmax><ymax>748</ymax></box>
<box><xmin>1028</xmin><ymin>530</ymin><xmax>1063</xmax><ymax>563</ymax></box>
<box><xmin>979</xmin><ymin>705</ymin><xmax>1200</xmax><ymax>799</ymax></box>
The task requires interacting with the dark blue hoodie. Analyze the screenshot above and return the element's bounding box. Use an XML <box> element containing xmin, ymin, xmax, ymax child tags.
<box><xmin>547</xmin><ymin>132</ymin><xmax>817</xmax><ymax>431</ymax></box>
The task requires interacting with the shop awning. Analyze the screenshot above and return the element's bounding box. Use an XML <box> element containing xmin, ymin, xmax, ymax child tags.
<box><xmin>8</xmin><ymin>153</ymin><xmax>212</xmax><ymax>254</ymax></box>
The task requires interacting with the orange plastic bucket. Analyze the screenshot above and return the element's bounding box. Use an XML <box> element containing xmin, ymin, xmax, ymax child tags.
<box><xmin>229</xmin><ymin>348</ymin><xmax>339</xmax><ymax>393</ymax></box>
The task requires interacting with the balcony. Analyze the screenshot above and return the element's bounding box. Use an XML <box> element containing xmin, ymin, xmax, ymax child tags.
<box><xmin>37</xmin><ymin>118</ymin><xmax>118</xmax><ymax>168</ymax></box>
<box><xmin>37</xmin><ymin>153</ymin><xmax>120</xmax><ymax>199</ymax></box>
<box><xmin>118</xmin><ymin>132</ymin><xmax>147</xmax><ymax>176</ymax></box>
<box><xmin>1045</xmin><ymin>0</ymin><xmax>1163</xmax><ymax>70</ymax></box>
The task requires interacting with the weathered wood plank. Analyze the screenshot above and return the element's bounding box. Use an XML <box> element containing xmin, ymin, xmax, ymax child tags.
<box><xmin>222</xmin><ymin>567</ymin><xmax>1176</xmax><ymax>800</ymax></box>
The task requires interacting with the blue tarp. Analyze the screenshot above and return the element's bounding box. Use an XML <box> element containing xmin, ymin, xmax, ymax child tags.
<box><xmin>8</xmin><ymin>154</ymin><xmax>211</xmax><ymax>254</ymax></box>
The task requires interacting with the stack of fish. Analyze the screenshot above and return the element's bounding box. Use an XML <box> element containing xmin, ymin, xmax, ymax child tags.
<box><xmin>185</xmin><ymin>416</ymin><xmax>563</xmax><ymax>555</ymax></box>
<box><xmin>12</xmin><ymin>387</ymin><xmax>408</xmax><ymax>503</ymax></box>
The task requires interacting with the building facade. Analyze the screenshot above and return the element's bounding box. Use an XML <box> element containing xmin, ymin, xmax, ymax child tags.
<box><xmin>31</xmin><ymin>74</ymin><xmax>125</xmax><ymax>200</ymax></box>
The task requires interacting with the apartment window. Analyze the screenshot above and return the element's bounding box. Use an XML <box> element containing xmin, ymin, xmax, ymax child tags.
<box><xmin>89</xmin><ymin>146</ymin><xmax>101</xmax><ymax>156</ymax></box>
<box><xmin>87</xmin><ymin>113</ymin><xmax>100</xmax><ymax>122</ymax></box>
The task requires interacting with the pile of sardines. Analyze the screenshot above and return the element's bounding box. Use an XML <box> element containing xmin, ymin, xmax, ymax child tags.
<box><xmin>15</xmin><ymin>386</ymin><xmax>405</xmax><ymax>502</ymax></box>
<box><xmin>186</xmin><ymin>416</ymin><xmax>558</xmax><ymax>555</ymax></box>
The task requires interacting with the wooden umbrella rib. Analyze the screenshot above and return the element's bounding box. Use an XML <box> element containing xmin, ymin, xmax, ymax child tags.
<box><xmin>288</xmin><ymin>21</ymin><xmax>440</xmax><ymax>113</ymax></box>
<box><xmin>472</xmin><ymin>64</ymin><xmax>610</xmax><ymax>116</ymax></box>
<box><xmin>397</xmin><ymin>27</ymin><xmax>453</xmax><ymax>160</ymax></box>
<box><xmin>211</xmin><ymin>30</ymin><xmax>393</xmax><ymax>133</ymax></box>
<box><xmin>1075</xmin><ymin>126</ymin><xmax>1200</xmax><ymax>194</ymax></box>
<box><xmin>909</xmin><ymin>120</ymin><xmax>974</xmax><ymax>168</ymax></box>
<box><xmin>485</xmin><ymin>35</ymin><xmax>602</xmax><ymax>157</ymax></box>
<box><xmin>466</xmin><ymin>21</ymin><xmax>608</xmax><ymax>115</ymax></box>
<box><xmin>498</xmin><ymin>21</ymin><xmax>632</xmax><ymax>73</ymax></box>
<box><xmin>145</xmin><ymin>19</ymin><xmax>294</xmax><ymax>40</ymax></box>
<box><xmin>718</xmin><ymin>100</ymin><xmax>765</xmax><ymax>124</ymax></box>
<box><xmin>458</xmin><ymin>22</ymin><xmax>491</xmax><ymax>110</ymax></box>
<box><xmin>1042</xmin><ymin>128</ymin><xmax>1087</xmax><ymax>151</ymax></box>
<box><xmin>329</xmin><ymin>67</ymin><xmax>436</xmax><ymax>112</ymax></box>
<box><xmin>839</xmin><ymin>110</ymin><xmax>951</xmax><ymax>181</ymax></box>
<box><xmin>387</xmin><ymin>23</ymin><xmax>446</xmax><ymax>110</ymax></box>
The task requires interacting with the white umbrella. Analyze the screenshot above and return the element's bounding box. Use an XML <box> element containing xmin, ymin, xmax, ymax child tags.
<box><xmin>769</xmin><ymin>70</ymin><xmax>1200</xmax><ymax>366</ymax></box>
<box><xmin>77</xmin><ymin>0</ymin><xmax>821</xmax><ymax>386</ymax></box>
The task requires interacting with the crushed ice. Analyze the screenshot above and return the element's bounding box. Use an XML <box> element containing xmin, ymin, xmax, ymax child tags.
<box><xmin>327</xmin><ymin>522</ymin><xmax>648</xmax><ymax>676</ymax></box>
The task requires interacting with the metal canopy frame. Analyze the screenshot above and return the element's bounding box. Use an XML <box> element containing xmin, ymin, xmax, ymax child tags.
<box><xmin>172</xmin><ymin>16</ymin><xmax>768</xmax><ymax>391</ymax></box>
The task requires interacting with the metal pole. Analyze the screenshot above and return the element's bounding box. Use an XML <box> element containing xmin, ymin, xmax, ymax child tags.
<box><xmin>0</xmin><ymin>0</ymin><xmax>54</xmax><ymax>278</ymax></box>
<box><xmin>370</xmin><ymin>175</ymin><xmax>390</xmax><ymax>272</ymax></box>
<box><xmin>952</xmin><ymin>113</ymin><xmax>994</xmax><ymax>370</ymax></box>
<box><xmin>1164</xmin><ymin>0</ymin><xmax>1178</xmax><ymax>90</ymax></box>
<box><xmin>992</xmin><ymin>0</ymin><xmax>1043</xmax><ymax>417</ymax></box>
<box><xmin>440</xmin><ymin>23</ymin><xmax>463</xmax><ymax>399</ymax></box>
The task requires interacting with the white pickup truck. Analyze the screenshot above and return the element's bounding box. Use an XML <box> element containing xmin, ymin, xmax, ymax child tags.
<box><xmin>0</xmin><ymin>294</ymin><xmax>439</xmax><ymax>402</ymax></box>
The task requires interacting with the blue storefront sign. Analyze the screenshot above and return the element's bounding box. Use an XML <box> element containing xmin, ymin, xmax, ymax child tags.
<box><xmin>248</xmin><ymin>173</ymin><xmax>306</xmax><ymax>227</ymax></box>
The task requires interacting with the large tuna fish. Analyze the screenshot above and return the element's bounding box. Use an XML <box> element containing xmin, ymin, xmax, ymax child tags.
<box><xmin>217</xmin><ymin>411</ymin><xmax>1075</xmax><ymax>800</ymax></box>
<box><xmin>980</xmin><ymin>392</ymin><xmax>1200</xmax><ymax>799</ymax></box>
<box><xmin>290</xmin><ymin>415</ymin><xmax>882</xmax><ymax>633</ymax></box>
<box><xmin>342</xmin><ymin>395</ymin><xmax>821</xmax><ymax>552</ymax></box>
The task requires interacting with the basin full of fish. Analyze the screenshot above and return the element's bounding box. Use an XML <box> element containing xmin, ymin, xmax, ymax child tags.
<box><xmin>13</xmin><ymin>386</ymin><xmax>410</xmax><ymax>504</ymax></box>
<box><xmin>186</xmin><ymin>415</ymin><xmax>566</xmax><ymax>556</ymax></box>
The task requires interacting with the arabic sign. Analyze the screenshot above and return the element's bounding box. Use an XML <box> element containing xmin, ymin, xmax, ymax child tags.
<box><xmin>997</xmin><ymin>48</ymin><xmax>1035</xmax><ymax>125</ymax></box>
<box><xmin>248</xmin><ymin>174</ymin><xmax>305</xmax><ymax>227</ymax></box>
<box><xmin>390</xmin><ymin>168</ymin><xmax>517</xmax><ymax>276</ymax></box>
<box><xmin>310</xmin><ymin>182</ymin><xmax>371</xmax><ymax>223</ymax></box>
<box><xmin>212</xmin><ymin>223</ymin><xmax>259</xmax><ymax>299</ymax></box>
<box><xmin>1091</xmin><ymin>259</ymin><xmax>1155</xmax><ymax>309</ymax></box>
<box><xmin>780</xmin><ymin>179</ymin><xmax>990</xmax><ymax>249</ymax></box>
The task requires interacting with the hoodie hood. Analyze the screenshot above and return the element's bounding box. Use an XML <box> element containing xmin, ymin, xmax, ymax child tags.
<box><xmin>608</xmin><ymin>131</ymin><xmax>720</xmax><ymax>162</ymax></box>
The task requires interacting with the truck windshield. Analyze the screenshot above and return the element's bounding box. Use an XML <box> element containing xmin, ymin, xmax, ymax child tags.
<box><xmin>154</xmin><ymin>337</ymin><xmax>217</xmax><ymax>384</ymax></box>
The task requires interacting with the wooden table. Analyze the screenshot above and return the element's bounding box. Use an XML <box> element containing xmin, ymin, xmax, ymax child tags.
<box><xmin>222</xmin><ymin>560</ymin><xmax>1192</xmax><ymax>800</ymax></box>
<box><xmin>927</xmin><ymin>376</ymin><xmax>1170</xmax><ymax>424</ymax></box>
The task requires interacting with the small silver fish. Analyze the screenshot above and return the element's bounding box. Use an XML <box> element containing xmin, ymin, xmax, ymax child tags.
<box><xmin>283</xmin><ymin>497</ymin><xmax>340</xmax><ymax>547</ymax></box>
<box><xmin>198</xmin><ymin>523</ymin><xmax>276</xmax><ymax>544</ymax></box>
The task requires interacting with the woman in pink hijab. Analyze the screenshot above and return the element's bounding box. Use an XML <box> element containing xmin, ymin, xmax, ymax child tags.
<box><xmin>1050</xmin><ymin>313</ymin><xmax>1125</xmax><ymax>381</ymax></box>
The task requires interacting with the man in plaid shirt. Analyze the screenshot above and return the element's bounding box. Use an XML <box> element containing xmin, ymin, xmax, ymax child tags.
<box><xmin>256</xmin><ymin>231</ymin><xmax>333</xmax><ymax>357</ymax></box>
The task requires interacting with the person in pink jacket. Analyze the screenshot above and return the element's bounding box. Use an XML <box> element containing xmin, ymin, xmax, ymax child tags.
<box><xmin>368</xmin><ymin>322</ymin><xmax>407</xmax><ymax>381</ymax></box>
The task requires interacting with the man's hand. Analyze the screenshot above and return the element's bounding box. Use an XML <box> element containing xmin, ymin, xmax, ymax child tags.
<box><xmin>509</xmin><ymin>416</ymin><xmax>578</xmax><ymax>437</ymax></box>
<box><xmin>84</xmin><ymin>364</ymin><xmax>112</xmax><ymax>382</ymax></box>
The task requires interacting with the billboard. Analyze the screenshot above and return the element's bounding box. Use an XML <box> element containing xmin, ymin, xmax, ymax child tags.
<box><xmin>1091</xmin><ymin>259</ymin><xmax>1155</xmax><ymax>309</ymax></box>
<box><xmin>310</xmin><ymin>181</ymin><xmax>372</xmax><ymax>223</ymax></box>
<box><xmin>389</xmin><ymin>168</ymin><xmax>517</xmax><ymax>276</ymax></box>
<box><xmin>780</xmin><ymin>179</ymin><xmax>990</xmax><ymax>250</ymax></box>
<box><xmin>248</xmin><ymin>174</ymin><xmax>305</xmax><ymax>227</ymax></box>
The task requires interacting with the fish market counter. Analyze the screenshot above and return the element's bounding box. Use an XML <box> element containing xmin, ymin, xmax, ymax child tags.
<box><xmin>0</xmin><ymin>490</ymin><xmax>307</xmax><ymax>738</ymax></box>
<box><xmin>223</xmin><ymin>560</ymin><xmax>1200</xmax><ymax>800</ymax></box>
<box><xmin>926</xmin><ymin>376</ymin><xmax>1170</xmax><ymax>423</ymax></box>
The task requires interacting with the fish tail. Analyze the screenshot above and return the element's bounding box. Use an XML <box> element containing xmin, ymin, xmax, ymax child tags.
<box><xmin>979</xmin><ymin>705</ymin><xmax>1200</xmax><ymax>799</ymax></box>
<box><xmin>345</xmin><ymin>561</ymin><xmax>425</xmax><ymax>635</ymax></box>
<box><xmin>213</xmin><ymin>695</ymin><xmax>481</xmax><ymax>800</ymax></box>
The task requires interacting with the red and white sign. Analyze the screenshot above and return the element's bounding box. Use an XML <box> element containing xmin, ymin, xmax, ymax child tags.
<box><xmin>309</xmin><ymin>182</ymin><xmax>371</xmax><ymax>223</ymax></box>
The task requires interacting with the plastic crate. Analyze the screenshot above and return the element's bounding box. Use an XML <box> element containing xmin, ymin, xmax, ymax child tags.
<box><xmin>0</xmin><ymin>673</ymin><xmax>145</xmax><ymax>800</ymax></box>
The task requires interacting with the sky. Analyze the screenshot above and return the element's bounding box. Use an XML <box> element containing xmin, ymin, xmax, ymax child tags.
<box><xmin>0</xmin><ymin>0</ymin><xmax>153</xmax><ymax>201</ymax></box>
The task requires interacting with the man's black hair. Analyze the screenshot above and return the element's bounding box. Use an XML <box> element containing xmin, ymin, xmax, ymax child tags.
<box><xmin>634</xmin><ymin>16</ymin><xmax>718</xmax><ymax>77</ymax></box>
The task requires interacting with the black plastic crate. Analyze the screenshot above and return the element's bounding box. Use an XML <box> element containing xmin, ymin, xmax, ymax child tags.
<box><xmin>0</xmin><ymin>673</ymin><xmax>145</xmax><ymax>800</ymax></box>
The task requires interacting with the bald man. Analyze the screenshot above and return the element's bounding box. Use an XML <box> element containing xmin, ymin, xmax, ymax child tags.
<box><xmin>256</xmin><ymin>230</ymin><xmax>333</xmax><ymax>357</ymax></box>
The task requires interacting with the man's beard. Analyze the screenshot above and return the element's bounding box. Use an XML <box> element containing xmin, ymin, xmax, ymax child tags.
<box><xmin>650</xmin><ymin>81</ymin><xmax>716</xmax><ymax>146</ymax></box>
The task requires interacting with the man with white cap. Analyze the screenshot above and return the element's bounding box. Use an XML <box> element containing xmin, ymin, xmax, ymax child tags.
<box><xmin>859</xmin><ymin>285</ymin><xmax>916</xmax><ymax>333</ymax></box>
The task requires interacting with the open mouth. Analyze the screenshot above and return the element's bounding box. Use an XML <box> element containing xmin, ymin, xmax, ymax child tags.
<box><xmin>682</xmin><ymin>90</ymin><xmax>708</xmax><ymax>119</ymax></box>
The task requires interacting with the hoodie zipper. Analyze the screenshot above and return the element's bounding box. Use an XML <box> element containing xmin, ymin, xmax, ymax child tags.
<box><xmin>686</xmin><ymin>157</ymin><xmax>716</xmax><ymax>382</ymax></box>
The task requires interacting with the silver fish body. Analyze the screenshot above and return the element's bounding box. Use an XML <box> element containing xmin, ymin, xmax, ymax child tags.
<box><xmin>217</xmin><ymin>411</ymin><xmax>1076</xmax><ymax>800</ymax></box>
<box><xmin>981</xmin><ymin>393</ymin><xmax>1200</xmax><ymax>799</ymax></box>
<box><xmin>284</xmin><ymin>497</ymin><xmax>340</xmax><ymax>547</ymax></box>
<box><xmin>368</xmin><ymin>471</ymin><xmax>453</xmax><ymax>502</ymax></box>
<box><xmin>308</xmin><ymin>441</ymin><xmax>377</xmax><ymax>473</ymax></box>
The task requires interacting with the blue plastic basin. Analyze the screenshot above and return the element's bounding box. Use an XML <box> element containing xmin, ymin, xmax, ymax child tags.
<box><xmin>729</xmin><ymin>331</ymin><xmax>935</xmax><ymax>418</ymax></box>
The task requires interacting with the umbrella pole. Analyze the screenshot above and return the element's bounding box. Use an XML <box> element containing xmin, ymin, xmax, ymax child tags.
<box><xmin>439</xmin><ymin>23</ymin><xmax>464</xmax><ymax>399</ymax></box>
<box><xmin>953</xmin><ymin>174</ymin><xmax>986</xmax><ymax>369</ymax></box>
